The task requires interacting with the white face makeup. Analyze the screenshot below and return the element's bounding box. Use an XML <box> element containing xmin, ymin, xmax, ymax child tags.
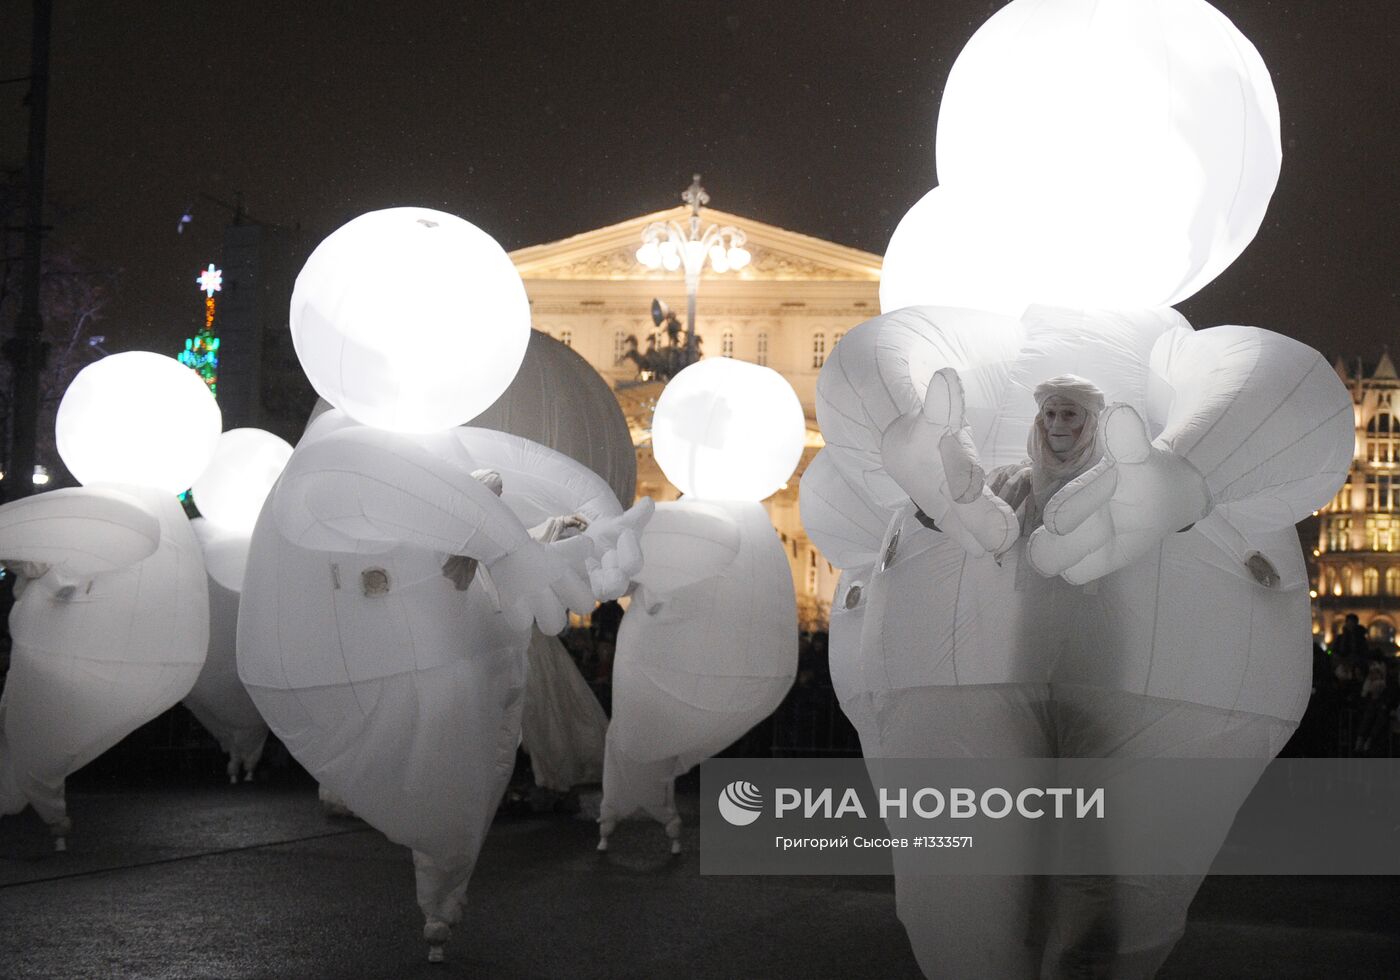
<box><xmin>1039</xmin><ymin>395</ymin><xmax>1086</xmax><ymax>457</ymax></box>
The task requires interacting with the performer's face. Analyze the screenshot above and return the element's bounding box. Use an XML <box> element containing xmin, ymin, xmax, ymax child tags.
<box><xmin>1040</xmin><ymin>396</ymin><xmax>1086</xmax><ymax>456</ymax></box>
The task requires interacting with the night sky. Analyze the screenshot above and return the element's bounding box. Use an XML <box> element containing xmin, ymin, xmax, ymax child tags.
<box><xmin>2</xmin><ymin>1</ymin><xmax>1397</xmax><ymax>364</ymax></box>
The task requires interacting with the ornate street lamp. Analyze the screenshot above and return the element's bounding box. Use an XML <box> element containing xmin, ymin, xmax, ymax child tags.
<box><xmin>636</xmin><ymin>175</ymin><xmax>751</xmax><ymax>362</ymax></box>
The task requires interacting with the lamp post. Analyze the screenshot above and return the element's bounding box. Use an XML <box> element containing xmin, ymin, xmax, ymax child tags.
<box><xmin>635</xmin><ymin>175</ymin><xmax>751</xmax><ymax>363</ymax></box>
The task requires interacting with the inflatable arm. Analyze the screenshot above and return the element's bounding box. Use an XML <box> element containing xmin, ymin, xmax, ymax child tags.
<box><xmin>630</xmin><ymin>502</ymin><xmax>742</xmax><ymax>605</ymax></box>
<box><xmin>1147</xmin><ymin>325</ymin><xmax>1355</xmax><ymax>534</ymax></box>
<box><xmin>274</xmin><ymin>426</ymin><xmax>600</xmax><ymax>633</ymax></box>
<box><xmin>456</xmin><ymin>427</ymin><xmax>652</xmax><ymax>600</ymax></box>
<box><xmin>456</xmin><ymin>427</ymin><xmax>624</xmax><ymax>526</ymax></box>
<box><xmin>0</xmin><ymin>487</ymin><xmax>159</xmax><ymax>580</ymax></box>
<box><xmin>1029</xmin><ymin>326</ymin><xmax>1353</xmax><ymax>584</ymax></box>
<box><xmin>798</xmin><ymin>450</ymin><xmax>891</xmax><ymax>571</ymax></box>
<box><xmin>816</xmin><ymin>307</ymin><xmax>1021</xmax><ymax>556</ymax></box>
<box><xmin>274</xmin><ymin>426</ymin><xmax>533</xmax><ymax>559</ymax></box>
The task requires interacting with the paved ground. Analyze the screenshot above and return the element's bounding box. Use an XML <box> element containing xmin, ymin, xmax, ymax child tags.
<box><xmin>2</xmin><ymin>775</ymin><xmax>1398</xmax><ymax>979</ymax></box>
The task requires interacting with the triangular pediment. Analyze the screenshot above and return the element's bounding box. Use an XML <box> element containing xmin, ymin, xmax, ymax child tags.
<box><xmin>509</xmin><ymin>207</ymin><xmax>883</xmax><ymax>283</ymax></box>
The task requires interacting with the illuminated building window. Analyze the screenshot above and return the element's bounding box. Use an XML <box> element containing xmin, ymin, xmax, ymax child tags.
<box><xmin>812</xmin><ymin>332</ymin><xmax>826</xmax><ymax>369</ymax></box>
<box><xmin>1365</xmin><ymin>474</ymin><xmax>1398</xmax><ymax>512</ymax></box>
<box><xmin>722</xmin><ymin>331</ymin><xmax>734</xmax><ymax>358</ymax></box>
<box><xmin>1363</xmin><ymin>567</ymin><xmax>1379</xmax><ymax>595</ymax></box>
<box><xmin>756</xmin><ymin>332</ymin><xmax>769</xmax><ymax>366</ymax></box>
<box><xmin>806</xmin><ymin>550</ymin><xmax>819</xmax><ymax>594</ymax></box>
<box><xmin>1365</xmin><ymin>516</ymin><xmax>1397</xmax><ymax>552</ymax></box>
<box><xmin>560</xmin><ymin>330</ymin><xmax>573</xmax><ymax>348</ymax></box>
<box><xmin>1338</xmin><ymin>565</ymin><xmax>1353</xmax><ymax>595</ymax></box>
<box><xmin>833</xmin><ymin>331</ymin><xmax>844</xmax><ymax>347</ymax></box>
<box><xmin>614</xmin><ymin>331</ymin><xmax>627</xmax><ymax>361</ymax></box>
<box><xmin>1386</xmin><ymin>567</ymin><xmax>1400</xmax><ymax>594</ymax></box>
<box><xmin>1366</xmin><ymin>412</ymin><xmax>1398</xmax><ymax>464</ymax></box>
<box><xmin>1327</xmin><ymin>517</ymin><xmax>1353</xmax><ymax>552</ymax></box>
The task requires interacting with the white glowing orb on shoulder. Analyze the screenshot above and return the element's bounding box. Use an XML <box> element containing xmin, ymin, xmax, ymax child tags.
<box><xmin>881</xmin><ymin>186</ymin><xmax>1039</xmax><ymax>317</ymax></box>
<box><xmin>56</xmin><ymin>351</ymin><xmax>222</xmax><ymax>493</ymax></box>
<box><xmin>651</xmin><ymin>358</ymin><xmax>805</xmax><ymax>501</ymax></box>
<box><xmin>926</xmin><ymin>0</ymin><xmax>1279</xmax><ymax>309</ymax></box>
<box><xmin>289</xmin><ymin>207</ymin><xmax>531</xmax><ymax>433</ymax></box>
<box><xmin>190</xmin><ymin>428</ymin><xmax>294</xmax><ymax>535</ymax></box>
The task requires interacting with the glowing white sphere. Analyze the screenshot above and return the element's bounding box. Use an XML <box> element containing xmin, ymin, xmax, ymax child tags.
<box><xmin>190</xmin><ymin>428</ymin><xmax>294</xmax><ymax>535</ymax></box>
<box><xmin>290</xmin><ymin>207</ymin><xmax>531</xmax><ymax>433</ymax></box>
<box><xmin>931</xmin><ymin>0</ymin><xmax>1280</xmax><ymax>308</ymax></box>
<box><xmin>652</xmin><ymin>358</ymin><xmax>805</xmax><ymax>501</ymax></box>
<box><xmin>881</xmin><ymin>186</ymin><xmax>1041</xmax><ymax>317</ymax></box>
<box><xmin>56</xmin><ymin>352</ymin><xmax>222</xmax><ymax>493</ymax></box>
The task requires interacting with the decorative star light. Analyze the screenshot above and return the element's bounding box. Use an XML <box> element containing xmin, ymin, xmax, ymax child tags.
<box><xmin>196</xmin><ymin>263</ymin><xmax>224</xmax><ymax>297</ymax></box>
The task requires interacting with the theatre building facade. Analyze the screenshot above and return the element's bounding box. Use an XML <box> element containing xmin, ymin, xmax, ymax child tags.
<box><xmin>508</xmin><ymin>206</ymin><xmax>884</xmax><ymax>629</ymax></box>
<box><xmin>1315</xmin><ymin>352</ymin><xmax>1400</xmax><ymax>649</ymax></box>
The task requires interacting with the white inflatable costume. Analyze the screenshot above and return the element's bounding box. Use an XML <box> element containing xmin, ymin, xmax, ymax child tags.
<box><xmin>235</xmin><ymin>208</ymin><xmax>648</xmax><ymax>964</ymax></box>
<box><xmin>598</xmin><ymin>358</ymin><xmax>805</xmax><ymax>853</ymax></box>
<box><xmin>803</xmin><ymin>1</ymin><xmax>1354</xmax><ymax>976</ymax></box>
<box><xmin>185</xmin><ymin>428</ymin><xmax>293</xmax><ymax>784</ymax></box>
<box><xmin>797</xmin><ymin>450</ymin><xmax>892</xmax><ymax>749</ymax></box>
<box><xmin>468</xmin><ymin>329</ymin><xmax>636</xmax><ymax>791</ymax></box>
<box><xmin>0</xmin><ymin>353</ymin><xmax>220</xmax><ymax>849</ymax></box>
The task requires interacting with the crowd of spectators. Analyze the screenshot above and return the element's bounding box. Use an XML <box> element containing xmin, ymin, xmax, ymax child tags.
<box><xmin>1287</xmin><ymin>614</ymin><xmax>1400</xmax><ymax>757</ymax></box>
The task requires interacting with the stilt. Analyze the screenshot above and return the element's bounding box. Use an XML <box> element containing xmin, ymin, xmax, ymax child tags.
<box><xmin>665</xmin><ymin>815</ymin><xmax>682</xmax><ymax>855</ymax></box>
<box><xmin>424</xmin><ymin>919</ymin><xmax>450</xmax><ymax>964</ymax></box>
<box><xmin>597</xmin><ymin>817</ymin><xmax>615</xmax><ymax>852</ymax></box>
<box><xmin>50</xmin><ymin>816</ymin><xmax>72</xmax><ymax>854</ymax></box>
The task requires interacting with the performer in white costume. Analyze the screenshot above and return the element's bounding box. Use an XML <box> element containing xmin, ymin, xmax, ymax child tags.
<box><xmin>598</xmin><ymin>358</ymin><xmax>804</xmax><ymax>854</ymax></box>
<box><xmin>798</xmin><ymin>449</ymin><xmax>891</xmax><ymax>750</ymax></box>
<box><xmin>467</xmin><ymin>329</ymin><xmax>635</xmax><ymax>793</ymax></box>
<box><xmin>814</xmin><ymin>301</ymin><xmax>1352</xmax><ymax>977</ymax></box>
<box><xmin>236</xmin><ymin>207</ymin><xmax>649</xmax><ymax>964</ymax></box>
<box><xmin>0</xmin><ymin>352</ymin><xmax>220</xmax><ymax>850</ymax></box>
<box><xmin>803</xmin><ymin>1</ymin><xmax>1356</xmax><ymax>975</ymax></box>
<box><xmin>185</xmin><ymin>428</ymin><xmax>293</xmax><ymax>784</ymax></box>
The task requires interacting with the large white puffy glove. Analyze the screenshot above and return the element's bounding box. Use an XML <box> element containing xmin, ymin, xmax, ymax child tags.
<box><xmin>880</xmin><ymin>367</ymin><xmax>1018</xmax><ymax>557</ymax></box>
<box><xmin>1027</xmin><ymin>404</ymin><xmax>1212</xmax><ymax>585</ymax></box>
<box><xmin>580</xmin><ymin>497</ymin><xmax>653</xmax><ymax>599</ymax></box>
<box><xmin>482</xmin><ymin>535</ymin><xmax>597</xmax><ymax>635</ymax></box>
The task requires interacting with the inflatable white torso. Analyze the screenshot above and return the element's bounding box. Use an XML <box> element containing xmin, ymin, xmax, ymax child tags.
<box><xmin>816</xmin><ymin>305</ymin><xmax>1354</xmax><ymax>726</ymax></box>
<box><xmin>1</xmin><ymin>487</ymin><xmax>209</xmax><ymax>825</ymax></box>
<box><xmin>611</xmin><ymin>499</ymin><xmax>797</xmax><ymax>769</ymax></box>
<box><xmin>10</xmin><ymin>487</ymin><xmax>207</xmax><ymax>672</ymax></box>
<box><xmin>237</xmin><ymin>423</ymin><xmax>534</xmax><ymax>866</ymax></box>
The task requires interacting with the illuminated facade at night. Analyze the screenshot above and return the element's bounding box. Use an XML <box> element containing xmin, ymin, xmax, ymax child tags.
<box><xmin>510</xmin><ymin>207</ymin><xmax>883</xmax><ymax>628</ymax></box>
<box><xmin>1315</xmin><ymin>351</ymin><xmax>1400</xmax><ymax>647</ymax></box>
